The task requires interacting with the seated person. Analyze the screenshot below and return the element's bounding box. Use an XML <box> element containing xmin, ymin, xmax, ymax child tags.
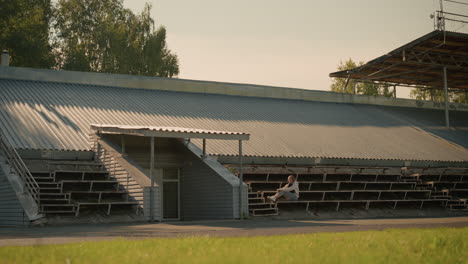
<box><xmin>267</xmin><ymin>175</ymin><xmax>299</xmax><ymax>202</ymax></box>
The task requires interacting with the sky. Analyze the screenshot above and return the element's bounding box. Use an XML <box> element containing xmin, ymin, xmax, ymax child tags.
<box><xmin>123</xmin><ymin>0</ymin><xmax>468</xmax><ymax>98</ymax></box>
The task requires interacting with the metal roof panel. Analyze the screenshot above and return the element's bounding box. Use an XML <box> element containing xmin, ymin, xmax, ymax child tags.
<box><xmin>0</xmin><ymin>79</ymin><xmax>467</xmax><ymax>162</ymax></box>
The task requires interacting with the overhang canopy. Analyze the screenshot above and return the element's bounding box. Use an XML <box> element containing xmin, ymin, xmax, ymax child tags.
<box><xmin>329</xmin><ymin>30</ymin><xmax>468</xmax><ymax>91</ymax></box>
<box><xmin>91</xmin><ymin>124</ymin><xmax>250</xmax><ymax>141</ymax></box>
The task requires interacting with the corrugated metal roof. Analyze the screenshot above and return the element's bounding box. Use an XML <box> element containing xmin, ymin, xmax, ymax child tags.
<box><xmin>0</xmin><ymin>79</ymin><xmax>467</xmax><ymax>162</ymax></box>
<box><xmin>91</xmin><ymin>124</ymin><xmax>250</xmax><ymax>140</ymax></box>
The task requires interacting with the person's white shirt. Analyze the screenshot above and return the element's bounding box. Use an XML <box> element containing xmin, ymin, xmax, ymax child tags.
<box><xmin>279</xmin><ymin>181</ymin><xmax>300</xmax><ymax>198</ymax></box>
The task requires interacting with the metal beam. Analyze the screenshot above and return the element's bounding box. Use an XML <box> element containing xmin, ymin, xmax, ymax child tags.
<box><xmin>202</xmin><ymin>138</ymin><xmax>206</xmax><ymax>159</ymax></box>
<box><xmin>238</xmin><ymin>140</ymin><xmax>244</xmax><ymax>220</ymax></box>
<box><xmin>90</xmin><ymin>125</ymin><xmax>250</xmax><ymax>141</ymax></box>
<box><xmin>121</xmin><ymin>135</ymin><xmax>125</xmax><ymax>155</ymax></box>
<box><xmin>343</xmin><ymin>75</ymin><xmax>351</xmax><ymax>93</ymax></box>
<box><xmin>443</xmin><ymin>66</ymin><xmax>450</xmax><ymax>128</ymax></box>
<box><xmin>149</xmin><ymin>136</ymin><xmax>155</xmax><ymax>222</ymax></box>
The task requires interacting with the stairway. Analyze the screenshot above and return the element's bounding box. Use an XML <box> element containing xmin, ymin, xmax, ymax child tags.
<box><xmin>406</xmin><ymin>173</ymin><xmax>468</xmax><ymax>211</ymax></box>
<box><xmin>28</xmin><ymin>160</ymin><xmax>140</xmax><ymax>216</ymax></box>
<box><xmin>35</xmin><ymin>172</ymin><xmax>75</xmax><ymax>214</ymax></box>
<box><xmin>447</xmin><ymin>199</ymin><xmax>468</xmax><ymax>210</ymax></box>
<box><xmin>248</xmin><ymin>191</ymin><xmax>278</xmax><ymax>216</ymax></box>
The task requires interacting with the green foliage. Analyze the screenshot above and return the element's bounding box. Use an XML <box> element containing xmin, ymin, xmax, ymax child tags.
<box><xmin>330</xmin><ymin>59</ymin><xmax>394</xmax><ymax>97</ymax></box>
<box><xmin>0</xmin><ymin>0</ymin><xmax>55</xmax><ymax>68</ymax></box>
<box><xmin>0</xmin><ymin>227</ymin><xmax>466</xmax><ymax>263</ymax></box>
<box><xmin>410</xmin><ymin>88</ymin><xmax>468</xmax><ymax>104</ymax></box>
<box><xmin>53</xmin><ymin>0</ymin><xmax>179</xmax><ymax>77</ymax></box>
<box><xmin>0</xmin><ymin>0</ymin><xmax>179</xmax><ymax>77</ymax></box>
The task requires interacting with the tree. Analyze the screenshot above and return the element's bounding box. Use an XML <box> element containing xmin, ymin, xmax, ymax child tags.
<box><xmin>0</xmin><ymin>0</ymin><xmax>55</xmax><ymax>68</ymax></box>
<box><xmin>410</xmin><ymin>88</ymin><xmax>467</xmax><ymax>104</ymax></box>
<box><xmin>53</xmin><ymin>0</ymin><xmax>179</xmax><ymax>77</ymax></box>
<box><xmin>330</xmin><ymin>58</ymin><xmax>393</xmax><ymax>97</ymax></box>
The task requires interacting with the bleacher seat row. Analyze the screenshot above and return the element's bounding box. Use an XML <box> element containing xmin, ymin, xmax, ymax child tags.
<box><xmin>239</xmin><ymin>166</ymin><xmax>468</xmax><ymax>216</ymax></box>
<box><xmin>25</xmin><ymin>160</ymin><xmax>140</xmax><ymax>216</ymax></box>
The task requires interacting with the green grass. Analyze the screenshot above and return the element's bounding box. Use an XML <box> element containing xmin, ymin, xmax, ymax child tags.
<box><xmin>1</xmin><ymin>227</ymin><xmax>467</xmax><ymax>264</ymax></box>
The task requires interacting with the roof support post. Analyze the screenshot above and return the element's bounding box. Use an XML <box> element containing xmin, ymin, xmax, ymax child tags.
<box><xmin>149</xmin><ymin>136</ymin><xmax>155</xmax><ymax>222</ymax></box>
<box><xmin>202</xmin><ymin>138</ymin><xmax>207</xmax><ymax>159</ymax></box>
<box><xmin>238</xmin><ymin>140</ymin><xmax>244</xmax><ymax>220</ymax></box>
<box><xmin>443</xmin><ymin>66</ymin><xmax>450</xmax><ymax>128</ymax></box>
<box><xmin>393</xmin><ymin>85</ymin><xmax>397</xmax><ymax>98</ymax></box>
<box><xmin>121</xmin><ymin>135</ymin><xmax>125</xmax><ymax>155</ymax></box>
<box><xmin>343</xmin><ymin>75</ymin><xmax>351</xmax><ymax>94</ymax></box>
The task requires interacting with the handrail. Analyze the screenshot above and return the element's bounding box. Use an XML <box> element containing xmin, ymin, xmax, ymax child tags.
<box><xmin>91</xmin><ymin>135</ymin><xmax>147</xmax><ymax>208</ymax></box>
<box><xmin>0</xmin><ymin>127</ymin><xmax>40</xmax><ymax>207</ymax></box>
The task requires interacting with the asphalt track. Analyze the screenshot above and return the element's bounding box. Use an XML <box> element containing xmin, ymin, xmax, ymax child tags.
<box><xmin>0</xmin><ymin>216</ymin><xmax>467</xmax><ymax>246</ymax></box>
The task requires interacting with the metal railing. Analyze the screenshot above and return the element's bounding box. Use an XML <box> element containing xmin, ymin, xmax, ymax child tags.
<box><xmin>0</xmin><ymin>127</ymin><xmax>40</xmax><ymax>206</ymax></box>
<box><xmin>91</xmin><ymin>135</ymin><xmax>144</xmax><ymax>207</ymax></box>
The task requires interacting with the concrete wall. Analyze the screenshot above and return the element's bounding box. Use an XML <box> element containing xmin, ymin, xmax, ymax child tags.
<box><xmin>181</xmin><ymin>141</ymin><xmax>248</xmax><ymax>220</ymax></box>
<box><xmin>181</xmin><ymin>151</ymin><xmax>236</xmax><ymax>220</ymax></box>
<box><xmin>143</xmin><ymin>187</ymin><xmax>161</xmax><ymax>221</ymax></box>
<box><xmin>1</xmin><ymin>66</ymin><xmax>467</xmax><ymax>112</ymax></box>
<box><xmin>0</xmin><ymin>165</ymin><xmax>28</xmax><ymax>226</ymax></box>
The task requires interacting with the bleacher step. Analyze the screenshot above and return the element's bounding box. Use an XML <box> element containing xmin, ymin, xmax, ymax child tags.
<box><xmin>250</xmin><ymin>207</ymin><xmax>278</xmax><ymax>216</ymax></box>
<box><xmin>248</xmin><ymin>203</ymin><xmax>274</xmax><ymax>210</ymax></box>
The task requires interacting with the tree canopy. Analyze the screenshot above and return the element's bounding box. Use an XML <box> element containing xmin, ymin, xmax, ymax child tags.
<box><xmin>330</xmin><ymin>59</ymin><xmax>393</xmax><ymax>97</ymax></box>
<box><xmin>0</xmin><ymin>0</ymin><xmax>54</xmax><ymax>68</ymax></box>
<box><xmin>0</xmin><ymin>0</ymin><xmax>179</xmax><ymax>77</ymax></box>
<box><xmin>410</xmin><ymin>87</ymin><xmax>467</xmax><ymax>104</ymax></box>
<box><xmin>53</xmin><ymin>0</ymin><xmax>179</xmax><ymax>77</ymax></box>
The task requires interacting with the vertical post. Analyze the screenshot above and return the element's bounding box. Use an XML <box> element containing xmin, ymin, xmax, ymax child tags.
<box><xmin>202</xmin><ymin>138</ymin><xmax>206</xmax><ymax>159</ymax></box>
<box><xmin>352</xmin><ymin>82</ymin><xmax>356</xmax><ymax>95</ymax></box>
<box><xmin>343</xmin><ymin>75</ymin><xmax>350</xmax><ymax>94</ymax></box>
<box><xmin>149</xmin><ymin>136</ymin><xmax>155</xmax><ymax>222</ymax></box>
<box><xmin>443</xmin><ymin>66</ymin><xmax>450</xmax><ymax>128</ymax></box>
<box><xmin>121</xmin><ymin>135</ymin><xmax>125</xmax><ymax>155</ymax></box>
<box><xmin>393</xmin><ymin>85</ymin><xmax>397</xmax><ymax>98</ymax></box>
<box><xmin>238</xmin><ymin>140</ymin><xmax>243</xmax><ymax>219</ymax></box>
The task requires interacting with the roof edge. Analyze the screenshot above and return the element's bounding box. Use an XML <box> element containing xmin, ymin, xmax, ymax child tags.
<box><xmin>1</xmin><ymin>65</ymin><xmax>468</xmax><ymax>112</ymax></box>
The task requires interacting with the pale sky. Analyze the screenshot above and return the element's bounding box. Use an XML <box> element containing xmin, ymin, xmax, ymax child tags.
<box><xmin>124</xmin><ymin>0</ymin><xmax>468</xmax><ymax>98</ymax></box>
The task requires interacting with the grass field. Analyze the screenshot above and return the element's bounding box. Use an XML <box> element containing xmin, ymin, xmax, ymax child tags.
<box><xmin>0</xmin><ymin>227</ymin><xmax>467</xmax><ymax>264</ymax></box>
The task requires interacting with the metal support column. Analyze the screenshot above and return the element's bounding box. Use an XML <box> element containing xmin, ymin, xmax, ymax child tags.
<box><xmin>238</xmin><ymin>140</ymin><xmax>243</xmax><ymax>219</ymax></box>
<box><xmin>393</xmin><ymin>85</ymin><xmax>397</xmax><ymax>98</ymax></box>
<box><xmin>343</xmin><ymin>75</ymin><xmax>351</xmax><ymax>93</ymax></box>
<box><xmin>443</xmin><ymin>66</ymin><xmax>450</xmax><ymax>128</ymax></box>
<box><xmin>149</xmin><ymin>136</ymin><xmax>155</xmax><ymax>222</ymax></box>
<box><xmin>121</xmin><ymin>135</ymin><xmax>125</xmax><ymax>155</ymax></box>
<box><xmin>202</xmin><ymin>138</ymin><xmax>206</xmax><ymax>159</ymax></box>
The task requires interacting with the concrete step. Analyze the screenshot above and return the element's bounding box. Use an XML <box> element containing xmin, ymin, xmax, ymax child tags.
<box><xmin>41</xmin><ymin>204</ymin><xmax>77</xmax><ymax>213</ymax></box>
<box><xmin>248</xmin><ymin>197</ymin><xmax>265</xmax><ymax>203</ymax></box>
<box><xmin>248</xmin><ymin>192</ymin><xmax>261</xmax><ymax>198</ymax></box>
<box><xmin>39</xmin><ymin>193</ymin><xmax>70</xmax><ymax>199</ymax></box>
<box><xmin>449</xmin><ymin>204</ymin><xmax>468</xmax><ymax>210</ymax></box>
<box><xmin>33</xmin><ymin>176</ymin><xmax>54</xmax><ymax>181</ymax></box>
<box><xmin>248</xmin><ymin>203</ymin><xmax>274</xmax><ymax>210</ymax></box>
<box><xmin>43</xmin><ymin>209</ymin><xmax>76</xmax><ymax>214</ymax></box>
<box><xmin>39</xmin><ymin>187</ymin><xmax>61</xmax><ymax>193</ymax></box>
<box><xmin>431</xmin><ymin>195</ymin><xmax>451</xmax><ymax>199</ymax></box>
<box><xmin>40</xmin><ymin>198</ymin><xmax>70</xmax><ymax>204</ymax></box>
<box><xmin>250</xmin><ymin>207</ymin><xmax>278</xmax><ymax>216</ymax></box>
<box><xmin>38</xmin><ymin>182</ymin><xmax>59</xmax><ymax>187</ymax></box>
